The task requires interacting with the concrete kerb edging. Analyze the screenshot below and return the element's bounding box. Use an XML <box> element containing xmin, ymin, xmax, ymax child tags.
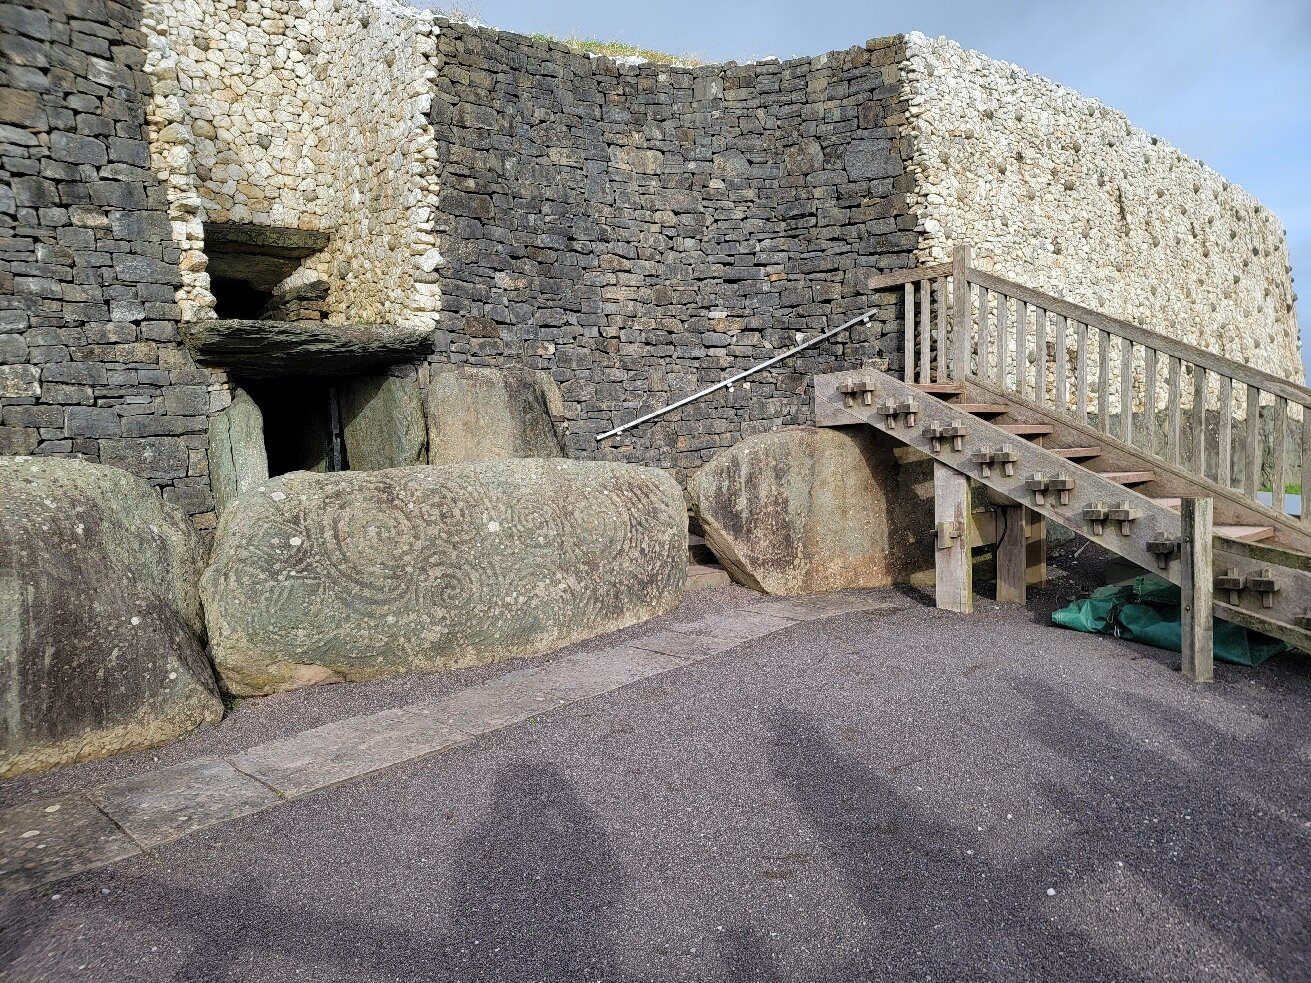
<box><xmin>0</xmin><ymin>593</ymin><xmax>902</xmax><ymax>893</ymax></box>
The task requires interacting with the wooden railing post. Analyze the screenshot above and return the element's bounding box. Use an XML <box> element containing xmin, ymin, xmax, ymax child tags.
<box><xmin>1180</xmin><ymin>497</ymin><xmax>1214</xmax><ymax>682</ymax></box>
<box><xmin>951</xmin><ymin>244</ymin><xmax>972</xmax><ymax>380</ymax></box>
<box><xmin>934</xmin><ymin>462</ymin><xmax>973</xmax><ymax>613</ymax></box>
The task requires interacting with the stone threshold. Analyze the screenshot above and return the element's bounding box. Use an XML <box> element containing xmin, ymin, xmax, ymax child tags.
<box><xmin>0</xmin><ymin>593</ymin><xmax>900</xmax><ymax>893</ymax></box>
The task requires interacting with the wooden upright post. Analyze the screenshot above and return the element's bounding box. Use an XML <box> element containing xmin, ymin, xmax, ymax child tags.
<box><xmin>1180</xmin><ymin>497</ymin><xmax>1214</xmax><ymax>682</ymax></box>
<box><xmin>1025</xmin><ymin>509</ymin><xmax>1048</xmax><ymax>586</ymax></box>
<box><xmin>951</xmin><ymin>244</ymin><xmax>972</xmax><ymax>381</ymax></box>
<box><xmin>995</xmin><ymin>503</ymin><xmax>1027</xmax><ymax>604</ymax></box>
<box><xmin>934</xmin><ymin>462</ymin><xmax>973</xmax><ymax>613</ymax></box>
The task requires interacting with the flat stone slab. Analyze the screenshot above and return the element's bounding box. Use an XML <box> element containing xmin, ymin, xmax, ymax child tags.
<box><xmin>0</xmin><ymin>795</ymin><xmax>140</xmax><ymax>892</ymax></box>
<box><xmin>627</xmin><ymin>630</ymin><xmax>741</xmax><ymax>659</ymax></box>
<box><xmin>86</xmin><ymin>757</ymin><xmax>280</xmax><ymax>848</ymax></box>
<box><xmin>669</xmin><ymin>611</ymin><xmax>798</xmax><ymax>641</ymax></box>
<box><xmin>744</xmin><ymin>595</ymin><xmax>906</xmax><ymax>621</ymax></box>
<box><xmin>180</xmin><ymin>319</ymin><xmax>435</xmax><ymax>378</ymax></box>
<box><xmin>228</xmin><ymin>708</ymin><xmax>467</xmax><ymax>797</ymax></box>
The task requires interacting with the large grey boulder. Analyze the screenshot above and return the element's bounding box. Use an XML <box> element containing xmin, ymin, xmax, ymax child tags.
<box><xmin>690</xmin><ymin>427</ymin><xmax>934</xmax><ymax>595</ymax></box>
<box><xmin>202</xmin><ymin>460</ymin><xmax>687</xmax><ymax>695</ymax></box>
<box><xmin>0</xmin><ymin>458</ymin><xmax>222</xmax><ymax>778</ymax></box>
<box><xmin>340</xmin><ymin>373</ymin><xmax>426</xmax><ymax>470</ymax></box>
<box><xmin>208</xmin><ymin>387</ymin><xmax>270</xmax><ymax>513</ymax></box>
<box><xmin>427</xmin><ymin>367</ymin><xmax>566</xmax><ymax>465</ymax></box>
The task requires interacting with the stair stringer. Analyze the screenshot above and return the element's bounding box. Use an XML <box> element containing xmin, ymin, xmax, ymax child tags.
<box><xmin>814</xmin><ymin>368</ymin><xmax>1311</xmax><ymax>652</ymax></box>
<box><xmin>960</xmin><ymin>375</ymin><xmax>1311</xmax><ymax>555</ymax></box>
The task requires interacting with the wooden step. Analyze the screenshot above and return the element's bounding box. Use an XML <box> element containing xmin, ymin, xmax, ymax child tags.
<box><xmin>1098</xmin><ymin>470</ymin><xmax>1156</xmax><ymax>486</ymax></box>
<box><xmin>1215</xmin><ymin>524</ymin><xmax>1276</xmax><ymax>543</ymax></box>
<box><xmin>997</xmin><ymin>424</ymin><xmax>1054</xmax><ymax>437</ymax></box>
<box><xmin>954</xmin><ymin>403</ymin><xmax>1011</xmax><ymax>415</ymax></box>
<box><xmin>911</xmin><ymin>383</ymin><xmax>965</xmax><ymax>396</ymax></box>
<box><xmin>1152</xmin><ymin>497</ymin><xmax>1182</xmax><ymax>511</ymax></box>
<box><xmin>1049</xmin><ymin>446</ymin><xmax>1102</xmax><ymax>461</ymax></box>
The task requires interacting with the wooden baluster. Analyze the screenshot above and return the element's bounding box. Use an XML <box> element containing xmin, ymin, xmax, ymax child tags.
<box><xmin>1075</xmin><ymin>320</ymin><xmax>1088</xmax><ymax>424</ymax></box>
<box><xmin>996</xmin><ymin>292</ymin><xmax>1010</xmax><ymax>390</ymax></box>
<box><xmin>1034</xmin><ymin>307</ymin><xmax>1047</xmax><ymax>408</ymax></box>
<box><xmin>951</xmin><ymin>246</ymin><xmax>971</xmax><ymax>381</ymax></box>
<box><xmin>1301</xmin><ymin>409</ymin><xmax>1311</xmax><ymax>528</ymax></box>
<box><xmin>1167</xmin><ymin>356</ymin><xmax>1182</xmax><ymax>465</ymax></box>
<box><xmin>1053</xmin><ymin>314</ymin><xmax>1067</xmax><ymax>413</ymax></box>
<box><xmin>919</xmin><ymin>279</ymin><xmax>930</xmax><ymax>385</ymax></box>
<box><xmin>903</xmin><ymin>282</ymin><xmax>915</xmax><ymax>384</ymax></box>
<box><xmin>1273</xmin><ymin>396</ymin><xmax>1288</xmax><ymax>514</ymax></box>
<box><xmin>935</xmin><ymin>276</ymin><xmax>947</xmax><ymax>383</ymax></box>
<box><xmin>1097</xmin><ymin>328</ymin><xmax>1111</xmax><ymax>433</ymax></box>
<box><xmin>1244</xmin><ymin>385</ymin><xmax>1261</xmax><ymax>500</ymax></box>
<box><xmin>1120</xmin><ymin>336</ymin><xmax>1135</xmax><ymax>446</ymax></box>
<box><xmin>1191</xmin><ymin>363</ymin><xmax>1206</xmax><ymax>477</ymax></box>
<box><xmin>1013</xmin><ymin>300</ymin><xmax>1028</xmax><ymax>400</ymax></box>
<box><xmin>976</xmin><ymin>284</ymin><xmax>990</xmax><ymax>380</ymax></box>
<box><xmin>1217</xmin><ymin>375</ymin><xmax>1233</xmax><ymax>488</ymax></box>
<box><xmin>1143</xmin><ymin>347</ymin><xmax>1158</xmax><ymax>458</ymax></box>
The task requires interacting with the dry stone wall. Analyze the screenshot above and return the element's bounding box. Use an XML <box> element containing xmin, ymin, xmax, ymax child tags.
<box><xmin>899</xmin><ymin>33</ymin><xmax>1302</xmax><ymax>383</ymax></box>
<box><xmin>0</xmin><ymin>0</ymin><xmax>216</xmax><ymax>522</ymax></box>
<box><xmin>427</xmin><ymin>22</ymin><xmax>916</xmax><ymax>479</ymax></box>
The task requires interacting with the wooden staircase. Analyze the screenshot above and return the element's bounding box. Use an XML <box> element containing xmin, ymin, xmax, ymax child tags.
<box><xmin>813</xmin><ymin>248</ymin><xmax>1311</xmax><ymax>681</ymax></box>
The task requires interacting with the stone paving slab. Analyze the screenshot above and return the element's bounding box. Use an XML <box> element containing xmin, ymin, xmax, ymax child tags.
<box><xmin>0</xmin><ymin>592</ymin><xmax>875</xmax><ymax>892</ymax></box>
<box><xmin>86</xmin><ymin>757</ymin><xmax>280</xmax><ymax>848</ymax></box>
<box><xmin>228</xmin><ymin>708</ymin><xmax>469</xmax><ymax>798</ymax></box>
<box><xmin>0</xmin><ymin>795</ymin><xmax>140</xmax><ymax>891</ymax></box>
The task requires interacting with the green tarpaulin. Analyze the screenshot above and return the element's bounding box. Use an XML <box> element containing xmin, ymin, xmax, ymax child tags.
<box><xmin>1052</xmin><ymin>576</ymin><xmax>1285</xmax><ymax>666</ymax></box>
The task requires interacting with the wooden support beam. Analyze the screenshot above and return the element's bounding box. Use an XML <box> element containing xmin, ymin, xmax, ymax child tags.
<box><xmin>934</xmin><ymin>462</ymin><xmax>973</xmax><ymax>613</ymax></box>
<box><xmin>1026</xmin><ymin>509</ymin><xmax>1048</xmax><ymax>586</ymax></box>
<box><xmin>1180</xmin><ymin>497</ymin><xmax>1214</xmax><ymax>682</ymax></box>
<box><xmin>995</xmin><ymin>504</ymin><xmax>1027</xmax><ymax>604</ymax></box>
<box><xmin>951</xmin><ymin>245</ymin><xmax>972</xmax><ymax>381</ymax></box>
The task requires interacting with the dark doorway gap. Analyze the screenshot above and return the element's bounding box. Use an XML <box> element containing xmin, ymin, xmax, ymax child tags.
<box><xmin>239</xmin><ymin>376</ymin><xmax>350</xmax><ymax>477</ymax></box>
<box><xmin>210</xmin><ymin>276</ymin><xmax>274</xmax><ymax>319</ymax></box>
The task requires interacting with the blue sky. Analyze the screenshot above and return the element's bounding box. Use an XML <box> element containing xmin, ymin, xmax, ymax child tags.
<box><xmin>421</xmin><ymin>0</ymin><xmax>1310</xmax><ymax>370</ymax></box>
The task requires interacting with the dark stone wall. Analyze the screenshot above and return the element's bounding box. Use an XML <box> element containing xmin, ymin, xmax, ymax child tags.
<box><xmin>428</xmin><ymin>22</ymin><xmax>917</xmax><ymax>481</ymax></box>
<box><xmin>0</xmin><ymin>0</ymin><xmax>214</xmax><ymax>524</ymax></box>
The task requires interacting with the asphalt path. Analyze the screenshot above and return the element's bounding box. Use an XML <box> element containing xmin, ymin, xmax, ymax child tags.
<box><xmin>2</xmin><ymin>581</ymin><xmax>1308</xmax><ymax>982</ymax></box>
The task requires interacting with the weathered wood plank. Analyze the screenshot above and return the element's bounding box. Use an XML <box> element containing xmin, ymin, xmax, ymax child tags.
<box><xmin>1144</xmin><ymin>346</ymin><xmax>1158</xmax><ymax>458</ymax></box>
<box><xmin>1120</xmin><ymin>337</ymin><xmax>1135</xmax><ymax>447</ymax></box>
<box><xmin>869</xmin><ymin>263</ymin><xmax>954</xmax><ymax>291</ymax></box>
<box><xmin>995</xmin><ymin>292</ymin><xmax>1010</xmax><ymax>390</ymax></box>
<box><xmin>920</xmin><ymin>279</ymin><xmax>931</xmax><ymax>385</ymax></box>
<box><xmin>936</xmin><ymin>276</ymin><xmax>947</xmax><ymax>383</ymax></box>
<box><xmin>1026</xmin><ymin>510</ymin><xmax>1047</xmax><ymax>587</ymax></box>
<box><xmin>1097</xmin><ymin>328</ymin><xmax>1110</xmax><ymax>434</ymax></box>
<box><xmin>1217</xmin><ymin>375</ymin><xmax>1233</xmax><ymax>489</ymax></box>
<box><xmin>1015</xmin><ymin>300</ymin><xmax>1029</xmax><ymax>401</ymax></box>
<box><xmin>1053</xmin><ymin>314</ymin><xmax>1068</xmax><ymax>413</ymax></box>
<box><xmin>1302</xmin><ymin>411</ymin><xmax>1311</xmax><ymax>529</ymax></box>
<box><xmin>951</xmin><ymin>246</ymin><xmax>972</xmax><ymax>381</ymax></box>
<box><xmin>977</xmin><ymin>284</ymin><xmax>991</xmax><ymax>379</ymax></box>
<box><xmin>1074</xmin><ymin>319</ymin><xmax>1088</xmax><ymax>424</ymax></box>
<box><xmin>995</xmin><ymin>504</ymin><xmax>1026</xmax><ymax>604</ymax></box>
<box><xmin>1273</xmin><ymin>396</ymin><xmax>1288</xmax><ymax>515</ymax></box>
<box><xmin>1180</xmin><ymin>497</ymin><xmax>1214</xmax><ymax>683</ymax></box>
<box><xmin>1192</xmin><ymin>364</ymin><xmax>1206</xmax><ymax>478</ymax></box>
<box><xmin>965</xmin><ymin>267</ymin><xmax>1311</xmax><ymax>410</ymax></box>
<box><xmin>903</xmin><ymin>282</ymin><xmax>915</xmax><ymax>384</ymax></box>
<box><xmin>1034</xmin><ymin>307</ymin><xmax>1048</xmax><ymax>408</ymax></box>
<box><xmin>1167</xmin><ymin>356</ymin><xmax>1182</xmax><ymax>466</ymax></box>
<box><xmin>934</xmin><ymin>462</ymin><xmax>973</xmax><ymax>614</ymax></box>
<box><xmin>1245</xmin><ymin>385</ymin><xmax>1261</xmax><ymax>499</ymax></box>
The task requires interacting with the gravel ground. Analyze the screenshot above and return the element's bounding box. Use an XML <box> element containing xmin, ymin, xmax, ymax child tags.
<box><xmin>2</xmin><ymin>560</ymin><xmax>1309</xmax><ymax>982</ymax></box>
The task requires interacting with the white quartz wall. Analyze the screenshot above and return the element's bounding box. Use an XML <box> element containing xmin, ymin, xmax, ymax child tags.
<box><xmin>900</xmin><ymin>33</ymin><xmax>1302</xmax><ymax>384</ymax></box>
<box><xmin>140</xmin><ymin>0</ymin><xmax>443</xmax><ymax>330</ymax></box>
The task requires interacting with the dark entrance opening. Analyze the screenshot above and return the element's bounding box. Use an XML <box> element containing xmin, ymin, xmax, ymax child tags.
<box><xmin>202</xmin><ymin>222</ymin><xmax>331</xmax><ymax>320</ymax></box>
<box><xmin>239</xmin><ymin>376</ymin><xmax>349</xmax><ymax>476</ymax></box>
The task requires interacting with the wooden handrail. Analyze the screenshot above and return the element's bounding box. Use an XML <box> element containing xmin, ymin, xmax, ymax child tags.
<box><xmin>963</xmin><ymin>266</ymin><xmax>1311</xmax><ymax>409</ymax></box>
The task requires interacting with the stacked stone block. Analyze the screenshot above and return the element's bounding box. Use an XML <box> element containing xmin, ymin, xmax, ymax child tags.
<box><xmin>0</xmin><ymin>0</ymin><xmax>214</xmax><ymax>524</ymax></box>
<box><xmin>427</xmin><ymin>23</ymin><xmax>916</xmax><ymax>482</ymax></box>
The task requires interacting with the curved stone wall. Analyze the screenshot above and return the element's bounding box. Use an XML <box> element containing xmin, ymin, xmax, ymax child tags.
<box><xmin>428</xmin><ymin>22</ymin><xmax>914</xmax><ymax>475</ymax></box>
<box><xmin>900</xmin><ymin>33</ymin><xmax>1302</xmax><ymax>383</ymax></box>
